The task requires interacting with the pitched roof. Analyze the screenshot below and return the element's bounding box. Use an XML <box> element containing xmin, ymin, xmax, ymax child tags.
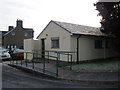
<box><xmin>24</xmin><ymin>28</ymin><xmax>34</xmax><ymax>31</ymax></box>
<box><xmin>37</xmin><ymin>20</ymin><xmax>106</xmax><ymax>39</ymax></box>
<box><xmin>52</xmin><ymin>20</ymin><xmax>105</xmax><ymax>36</ymax></box>
<box><xmin>0</xmin><ymin>31</ymin><xmax>8</xmax><ymax>36</ymax></box>
<box><xmin>3</xmin><ymin>28</ymin><xmax>14</xmax><ymax>36</ymax></box>
<box><xmin>3</xmin><ymin>27</ymin><xmax>34</xmax><ymax>37</ymax></box>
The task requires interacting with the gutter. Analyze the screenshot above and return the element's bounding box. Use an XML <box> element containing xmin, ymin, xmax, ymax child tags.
<box><xmin>77</xmin><ymin>35</ymin><xmax>81</xmax><ymax>64</ymax></box>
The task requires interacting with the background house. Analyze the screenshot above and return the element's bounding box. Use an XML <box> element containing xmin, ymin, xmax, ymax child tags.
<box><xmin>0</xmin><ymin>32</ymin><xmax>2</xmax><ymax>47</ymax></box>
<box><xmin>0</xmin><ymin>31</ymin><xmax>8</xmax><ymax>47</ymax></box>
<box><xmin>2</xmin><ymin>20</ymin><xmax>34</xmax><ymax>49</ymax></box>
<box><xmin>25</xmin><ymin>20</ymin><xmax>118</xmax><ymax>62</ymax></box>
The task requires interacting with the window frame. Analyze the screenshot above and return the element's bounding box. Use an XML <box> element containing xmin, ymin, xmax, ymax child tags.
<box><xmin>51</xmin><ymin>37</ymin><xmax>59</xmax><ymax>49</ymax></box>
<box><xmin>105</xmin><ymin>40</ymin><xmax>109</xmax><ymax>48</ymax></box>
<box><xmin>24</xmin><ymin>33</ymin><xmax>28</xmax><ymax>37</ymax></box>
<box><xmin>95</xmin><ymin>40</ymin><xmax>103</xmax><ymax>49</ymax></box>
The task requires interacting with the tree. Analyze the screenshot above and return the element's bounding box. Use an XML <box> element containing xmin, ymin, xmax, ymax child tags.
<box><xmin>94</xmin><ymin>2</ymin><xmax>120</xmax><ymax>52</ymax></box>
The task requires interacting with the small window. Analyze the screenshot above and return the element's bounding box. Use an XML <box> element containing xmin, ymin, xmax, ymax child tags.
<box><xmin>105</xmin><ymin>40</ymin><xmax>109</xmax><ymax>48</ymax></box>
<box><xmin>95</xmin><ymin>40</ymin><xmax>103</xmax><ymax>49</ymax></box>
<box><xmin>24</xmin><ymin>33</ymin><xmax>28</xmax><ymax>36</ymax></box>
<box><xmin>11</xmin><ymin>32</ymin><xmax>15</xmax><ymax>36</ymax></box>
<box><xmin>51</xmin><ymin>37</ymin><xmax>59</xmax><ymax>48</ymax></box>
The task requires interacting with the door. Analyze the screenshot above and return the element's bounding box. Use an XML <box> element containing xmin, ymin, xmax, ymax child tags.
<box><xmin>41</xmin><ymin>39</ymin><xmax>45</xmax><ymax>58</ymax></box>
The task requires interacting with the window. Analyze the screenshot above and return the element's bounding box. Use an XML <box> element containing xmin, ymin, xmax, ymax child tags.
<box><xmin>24</xmin><ymin>33</ymin><xmax>28</xmax><ymax>36</ymax></box>
<box><xmin>51</xmin><ymin>37</ymin><xmax>59</xmax><ymax>48</ymax></box>
<box><xmin>95</xmin><ymin>40</ymin><xmax>103</xmax><ymax>49</ymax></box>
<box><xmin>105</xmin><ymin>40</ymin><xmax>109</xmax><ymax>48</ymax></box>
<box><xmin>11</xmin><ymin>32</ymin><xmax>15</xmax><ymax>36</ymax></box>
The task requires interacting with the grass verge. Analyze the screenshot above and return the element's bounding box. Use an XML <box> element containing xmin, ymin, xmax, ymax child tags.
<box><xmin>66</xmin><ymin>58</ymin><xmax>120</xmax><ymax>72</ymax></box>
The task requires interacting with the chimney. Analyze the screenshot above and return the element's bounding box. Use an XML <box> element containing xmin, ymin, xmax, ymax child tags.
<box><xmin>16</xmin><ymin>20</ymin><xmax>23</xmax><ymax>27</ymax></box>
<box><xmin>8</xmin><ymin>26</ymin><xmax>14</xmax><ymax>31</ymax></box>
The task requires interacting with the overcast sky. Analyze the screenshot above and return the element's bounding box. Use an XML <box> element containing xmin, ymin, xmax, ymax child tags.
<box><xmin>0</xmin><ymin>0</ymin><xmax>101</xmax><ymax>39</ymax></box>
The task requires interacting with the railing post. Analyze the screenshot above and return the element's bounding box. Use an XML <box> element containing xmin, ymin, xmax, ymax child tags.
<box><xmin>48</xmin><ymin>51</ymin><xmax>49</xmax><ymax>63</ymax></box>
<box><xmin>10</xmin><ymin>58</ymin><xmax>11</xmax><ymax>64</ymax></box>
<box><xmin>56</xmin><ymin>54</ymin><xmax>59</xmax><ymax>77</ymax></box>
<box><xmin>70</xmin><ymin>54</ymin><xmax>72</xmax><ymax>70</ymax></box>
<box><xmin>16</xmin><ymin>60</ymin><xmax>17</xmax><ymax>65</ymax></box>
<box><xmin>58</xmin><ymin>53</ymin><xmax>60</xmax><ymax>67</ymax></box>
<box><xmin>12</xmin><ymin>59</ymin><xmax>13</xmax><ymax>64</ymax></box>
<box><xmin>43</xmin><ymin>58</ymin><xmax>45</xmax><ymax>73</ymax></box>
<box><xmin>26</xmin><ymin>53</ymin><xmax>27</xmax><ymax>67</ymax></box>
<box><xmin>68</xmin><ymin>53</ymin><xmax>69</xmax><ymax>63</ymax></box>
<box><xmin>21</xmin><ymin>54</ymin><xmax>22</xmax><ymax>66</ymax></box>
<box><xmin>32</xmin><ymin>53</ymin><xmax>34</xmax><ymax>69</ymax></box>
<box><xmin>13</xmin><ymin>59</ymin><xmax>14</xmax><ymax>65</ymax></box>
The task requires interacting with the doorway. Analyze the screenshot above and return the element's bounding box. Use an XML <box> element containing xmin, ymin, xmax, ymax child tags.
<box><xmin>41</xmin><ymin>39</ymin><xmax>45</xmax><ymax>58</ymax></box>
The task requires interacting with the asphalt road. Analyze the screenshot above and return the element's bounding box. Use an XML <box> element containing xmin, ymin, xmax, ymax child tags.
<box><xmin>2</xmin><ymin>62</ymin><xmax>119</xmax><ymax>89</ymax></box>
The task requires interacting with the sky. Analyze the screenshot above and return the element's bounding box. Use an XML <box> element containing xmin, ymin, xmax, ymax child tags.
<box><xmin>0</xmin><ymin>0</ymin><xmax>101</xmax><ymax>39</ymax></box>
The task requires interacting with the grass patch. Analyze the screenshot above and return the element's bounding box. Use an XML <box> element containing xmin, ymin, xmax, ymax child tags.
<box><xmin>66</xmin><ymin>58</ymin><xmax>120</xmax><ymax>72</ymax></box>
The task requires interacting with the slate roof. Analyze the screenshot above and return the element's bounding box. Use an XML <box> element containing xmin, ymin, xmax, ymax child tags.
<box><xmin>0</xmin><ymin>31</ymin><xmax>8</xmax><ymax>36</ymax></box>
<box><xmin>24</xmin><ymin>28</ymin><xmax>34</xmax><ymax>31</ymax></box>
<box><xmin>3</xmin><ymin>28</ymin><xmax>34</xmax><ymax>37</ymax></box>
<box><xmin>53</xmin><ymin>20</ymin><xmax>105</xmax><ymax>36</ymax></box>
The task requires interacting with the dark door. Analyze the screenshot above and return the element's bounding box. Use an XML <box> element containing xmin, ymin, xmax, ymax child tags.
<box><xmin>41</xmin><ymin>39</ymin><xmax>45</xmax><ymax>58</ymax></box>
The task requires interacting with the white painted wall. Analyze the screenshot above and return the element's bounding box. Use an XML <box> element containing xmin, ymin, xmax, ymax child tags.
<box><xmin>70</xmin><ymin>36</ymin><xmax>77</xmax><ymax>62</ymax></box>
<box><xmin>0</xmin><ymin>32</ymin><xmax>2</xmax><ymax>47</ymax></box>
<box><xmin>38</xmin><ymin>21</ymin><xmax>71</xmax><ymax>61</ymax></box>
<box><xmin>37</xmin><ymin>21</ymin><xmax>118</xmax><ymax>62</ymax></box>
<box><xmin>24</xmin><ymin>39</ymin><xmax>39</xmax><ymax>60</ymax></box>
<box><xmin>33</xmin><ymin>40</ymin><xmax>40</xmax><ymax>52</ymax></box>
<box><xmin>79</xmin><ymin>36</ymin><xmax>104</xmax><ymax>61</ymax></box>
<box><xmin>77</xmin><ymin>36</ymin><xmax>117</xmax><ymax>61</ymax></box>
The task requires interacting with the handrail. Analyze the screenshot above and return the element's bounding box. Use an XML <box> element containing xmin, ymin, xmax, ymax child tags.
<box><xmin>14</xmin><ymin>51</ymin><xmax>58</xmax><ymax>59</ymax></box>
<box><xmin>10</xmin><ymin>50</ymin><xmax>76</xmax><ymax>77</ymax></box>
<box><xmin>44</xmin><ymin>50</ymin><xmax>76</xmax><ymax>53</ymax></box>
<box><xmin>10</xmin><ymin>51</ymin><xmax>59</xmax><ymax>76</ymax></box>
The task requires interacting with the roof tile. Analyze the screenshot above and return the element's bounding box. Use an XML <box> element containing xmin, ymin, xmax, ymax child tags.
<box><xmin>53</xmin><ymin>20</ymin><xmax>105</xmax><ymax>36</ymax></box>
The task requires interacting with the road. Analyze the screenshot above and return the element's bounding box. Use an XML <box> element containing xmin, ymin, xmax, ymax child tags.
<box><xmin>2</xmin><ymin>62</ymin><xmax>119</xmax><ymax>89</ymax></box>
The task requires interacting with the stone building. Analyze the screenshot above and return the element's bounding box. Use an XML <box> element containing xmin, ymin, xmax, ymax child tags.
<box><xmin>2</xmin><ymin>20</ymin><xmax>34</xmax><ymax>49</ymax></box>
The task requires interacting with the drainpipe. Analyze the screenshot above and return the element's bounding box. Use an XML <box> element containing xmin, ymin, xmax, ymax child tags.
<box><xmin>77</xmin><ymin>35</ymin><xmax>81</xmax><ymax>64</ymax></box>
<box><xmin>104</xmin><ymin>37</ymin><xmax>106</xmax><ymax>59</ymax></box>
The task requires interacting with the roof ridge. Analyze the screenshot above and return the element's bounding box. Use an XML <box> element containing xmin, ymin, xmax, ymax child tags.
<box><xmin>52</xmin><ymin>20</ymin><xmax>99</xmax><ymax>28</ymax></box>
<box><xmin>3</xmin><ymin>28</ymin><xmax>15</xmax><ymax>36</ymax></box>
<box><xmin>24</xmin><ymin>28</ymin><xmax>33</xmax><ymax>30</ymax></box>
<box><xmin>52</xmin><ymin>20</ymin><xmax>104</xmax><ymax>36</ymax></box>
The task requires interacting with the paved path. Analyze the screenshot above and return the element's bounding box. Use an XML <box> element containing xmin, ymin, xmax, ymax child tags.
<box><xmin>3</xmin><ymin>63</ymin><xmax>119</xmax><ymax>89</ymax></box>
<box><xmin>8</xmin><ymin>60</ymin><xmax>120</xmax><ymax>82</ymax></box>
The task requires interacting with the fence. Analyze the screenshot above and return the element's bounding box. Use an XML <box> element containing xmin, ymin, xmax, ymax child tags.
<box><xmin>10</xmin><ymin>50</ymin><xmax>76</xmax><ymax>77</ymax></box>
<box><xmin>45</xmin><ymin>50</ymin><xmax>76</xmax><ymax>69</ymax></box>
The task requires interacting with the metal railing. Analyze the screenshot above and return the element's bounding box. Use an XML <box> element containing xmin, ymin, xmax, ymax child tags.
<box><xmin>45</xmin><ymin>50</ymin><xmax>76</xmax><ymax>70</ymax></box>
<box><xmin>10</xmin><ymin>50</ymin><xmax>76</xmax><ymax>77</ymax></box>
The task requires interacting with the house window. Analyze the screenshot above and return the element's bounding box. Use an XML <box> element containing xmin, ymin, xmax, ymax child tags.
<box><xmin>95</xmin><ymin>40</ymin><xmax>103</xmax><ymax>49</ymax></box>
<box><xmin>51</xmin><ymin>37</ymin><xmax>59</xmax><ymax>48</ymax></box>
<box><xmin>105</xmin><ymin>40</ymin><xmax>109</xmax><ymax>48</ymax></box>
<box><xmin>11</xmin><ymin>32</ymin><xmax>15</xmax><ymax>36</ymax></box>
<box><xmin>24</xmin><ymin>33</ymin><xmax>28</xmax><ymax>36</ymax></box>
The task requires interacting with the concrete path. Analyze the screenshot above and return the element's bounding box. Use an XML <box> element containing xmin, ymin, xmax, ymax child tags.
<box><xmin>7</xmin><ymin>60</ymin><xmax>120</xmax><ymax>83</ymax></box>
<box><xmin>3</xmin><ymin>63</ymin><xmax>119</xmax><ymax>88</ymax></box>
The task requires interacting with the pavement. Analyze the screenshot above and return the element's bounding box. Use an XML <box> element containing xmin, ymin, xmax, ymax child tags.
<box><xmin>3</xmin><ymin>63</ymin><xmax>119</xmax><ymax>88</ymax></box>
<box><xmin>6</xmin><ymin>60</ymin><xmax>120</xmax><ymax>83</ymax></box>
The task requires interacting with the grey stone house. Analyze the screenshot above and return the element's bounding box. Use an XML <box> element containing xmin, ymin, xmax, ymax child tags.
<box><xmin>0</xmin><ymin>32</ymin><xmax>2</xmax><ymax>47</ymax></box>
<box><xmin>0</xmin><ymin>31</ymin><xmax>8</xmax><ymax>47</ymax></box>
<box><xmin>2</xmin><ymin>20</ymin><xmax>34</xmax><ymax>49</ymax></box>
